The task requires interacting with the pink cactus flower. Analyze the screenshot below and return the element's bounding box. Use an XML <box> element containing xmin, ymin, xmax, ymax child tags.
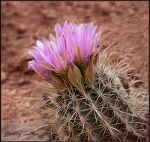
<box><xmin>28</xmin><ymin>21</ymin><xmax>100</xmax><ymax>79</ymax></box>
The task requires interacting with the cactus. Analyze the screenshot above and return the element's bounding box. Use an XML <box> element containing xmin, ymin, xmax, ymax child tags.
<box><xmin>28</xmin><ymin>22</ymin><xmax>148</xmax><ymax>141</ymax></box>
<box><xmin>39</xmin><ymin>48</ymin><xmax>148</xmax><ymax>141</ymax></box>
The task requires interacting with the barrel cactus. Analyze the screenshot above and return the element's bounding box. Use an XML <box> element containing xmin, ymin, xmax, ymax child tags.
<box><xmin>28</xmin><ymin>21</ymin><xmax>148</xmax><ymax>141</ymax></box>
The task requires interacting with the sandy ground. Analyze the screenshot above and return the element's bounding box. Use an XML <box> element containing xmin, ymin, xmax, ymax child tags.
<box><xmin>1</xmin><ymin>1</ymin><xmax>149</xmax><ymax>140</ymax></box>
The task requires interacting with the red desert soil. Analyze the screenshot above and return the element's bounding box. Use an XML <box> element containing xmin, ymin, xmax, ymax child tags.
<box><xmin>1</xmin><ymin>1</ymin><xmax>148</xmax><ymax>140</ymax></box>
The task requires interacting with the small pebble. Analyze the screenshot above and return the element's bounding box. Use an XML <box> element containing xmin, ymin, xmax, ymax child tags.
<box><xmin>1</xmin><ymin>71</ymin><xmax>7</xmax><ymax>83</ymax></box>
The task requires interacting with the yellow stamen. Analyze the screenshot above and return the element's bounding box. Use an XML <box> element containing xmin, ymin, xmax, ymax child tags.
<box><xmin>63</xmin><ymin>53</ymin><xmax>69</xmax><ymax>60</ymax></box>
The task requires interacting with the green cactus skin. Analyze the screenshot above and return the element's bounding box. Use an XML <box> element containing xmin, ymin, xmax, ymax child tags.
<box><xmin>40</xmin><ymin>48</ymin><xmax>148</xmax><ymax>141</ymax></box>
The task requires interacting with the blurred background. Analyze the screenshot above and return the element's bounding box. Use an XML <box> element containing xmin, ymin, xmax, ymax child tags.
<box><xmin>1</xmin><ymin>1</ymin><xmax>148</xmax><ymax>140</ymax></box>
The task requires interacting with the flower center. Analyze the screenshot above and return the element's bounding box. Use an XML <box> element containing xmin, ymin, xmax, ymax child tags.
<box><xmin>63</xmin><ymin>53</ymin><xmax>69</xmax><ymax>60</ymax></box>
